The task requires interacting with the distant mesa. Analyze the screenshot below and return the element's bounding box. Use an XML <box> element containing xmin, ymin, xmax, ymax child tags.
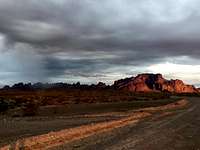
<box><xmin>114</xmin><ymin>73</ymin><xmax>198</xmax><ymax>93</ymax></box>
<box><xmin>1</xmin><ymin>73</ymin><xmax>199</xmax><ymax>93</ymax></box>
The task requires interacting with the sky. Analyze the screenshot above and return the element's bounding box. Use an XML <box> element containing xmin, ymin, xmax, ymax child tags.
<box><xmin>0</xmin><ymin>0</ymin><xmax>200</xmax><ymax>86</ymax></box>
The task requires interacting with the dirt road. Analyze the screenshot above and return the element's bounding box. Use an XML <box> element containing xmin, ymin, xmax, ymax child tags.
<box><xmin>56</xmin><ymin>97</ymin><xmax>200</xmax><ymax>150</ymax></box>
<box><xmin>0</xmin><ymin>99</ymin><xmax>177</xmax><ymax>148</ymax></box>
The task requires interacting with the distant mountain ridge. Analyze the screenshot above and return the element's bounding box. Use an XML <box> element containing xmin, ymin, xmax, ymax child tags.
<box><xmin>1</xmin><ymin>82</ymin><xmax>109</xmax><ymax>91</ymax></box>
<box><xmin>1</xmin><ymin>73</ymin><xmax>199</xmax><ymax>93</ymax></box>
<box><xmin>114</xmin><ymin>73</ymin><xmax>199</xmax><ymax>93</ymax></box>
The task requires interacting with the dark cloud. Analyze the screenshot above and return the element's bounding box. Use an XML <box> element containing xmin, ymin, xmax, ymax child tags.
<box><xmin>0</xmin><ymin>0</ymin><xmax>200</xmax><ymax>84</ymax></box>
<box><xmin>0</xmin><ymin>0</ymin><xmax>200</xmax><ymax>53</ymax></box>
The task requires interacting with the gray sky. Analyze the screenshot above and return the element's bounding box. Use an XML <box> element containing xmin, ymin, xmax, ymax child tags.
<box><xmin>0</xmin><ymin>0</ymin><xmax>200</xmax><ymax>86</ymax></box>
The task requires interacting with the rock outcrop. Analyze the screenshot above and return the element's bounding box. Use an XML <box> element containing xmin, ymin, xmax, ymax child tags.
<box><xmin>114</xmin><ymin>73</ymin><xmax>198</xmax><ymax>93</ymax></box>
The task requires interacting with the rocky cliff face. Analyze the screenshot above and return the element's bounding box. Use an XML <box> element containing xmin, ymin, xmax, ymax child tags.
<box><xmin>114</xmin><ymin>73</ymin><xmax>198</xmax><ymax>93</ymax></box>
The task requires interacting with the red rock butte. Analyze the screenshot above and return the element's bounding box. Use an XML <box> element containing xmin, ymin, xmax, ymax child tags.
<box><xmin>114</xmin><ymin>73</ymin><xmax>198</xmax><ymax>93</ymax></box>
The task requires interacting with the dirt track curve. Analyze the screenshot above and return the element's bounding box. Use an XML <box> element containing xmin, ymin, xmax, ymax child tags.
<box><xmin>1</xmin><ymin>98</ymin><xmax>199</xmax><ymax>150</ymax></box>
<box><xmin>55</xmin><ymin>97</ymin><xmax>200</xmax><ymax>150</ymax></box>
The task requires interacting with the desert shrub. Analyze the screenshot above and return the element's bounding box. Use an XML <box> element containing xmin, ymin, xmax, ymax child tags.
<box><xmin>22</xmin><ymin>101</ymin><xmax>39</xmax><ymax>116</ymax></box>
<box><xmin>0</xmin><ymin>98</ymin><xmax>9</xmax><ymax>112</ymax></box>
<box><xmin>174</xmin><ymin>92</ymin><xmax>200</xmax><ymax>97</ymax></box>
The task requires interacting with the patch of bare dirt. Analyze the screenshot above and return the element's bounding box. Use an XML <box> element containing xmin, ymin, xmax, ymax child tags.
<box><xmin>1</xmin><ymin>112</ymin><xmax>151</xmax><ymax>150</ymax></box>
<box><xmin>136</xmin><ymin>99</ymin><xmax>188</xmax><ymax>112</ymax></box>
<box><xmin>0</xmin><ymin>99</ymin><xmax>188</xmax><ymax>150</ymax></box>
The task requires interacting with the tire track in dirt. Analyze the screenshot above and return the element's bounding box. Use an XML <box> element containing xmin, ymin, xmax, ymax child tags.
<box><xmin>0</xmin><ymin>99</ymin><xmax>188</xmax><ymax>150</ymax></box>
<box><xmin>103</xmin><ymin>98</ymin><xmax>199</xmax><ymax>150</ymax></box>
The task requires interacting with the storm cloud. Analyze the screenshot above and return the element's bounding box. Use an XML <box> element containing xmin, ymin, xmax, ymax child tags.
<box><xmin>1</xmin><ymin>0</ymin><xmax>200</xmax><ymax>85</ymax></box>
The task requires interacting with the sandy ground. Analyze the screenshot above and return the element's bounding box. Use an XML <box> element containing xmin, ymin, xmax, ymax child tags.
<box><xmin>55</xmin><ymin>97</ymin><xmax>200</xmax><ymax>150</ymax></box>
<box><xmin>0</xmin><ymin>99</ymin><xmax>188</xmax><ymax>150</ymax></box>
<box><xmin>0</xmin><ymin>99</ymin><xmax>176</xmax><ymax>147</ymax></box>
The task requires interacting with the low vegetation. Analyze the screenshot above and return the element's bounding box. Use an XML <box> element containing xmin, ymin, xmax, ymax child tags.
<box><xmin>0</xmin><ymin>89</ymin><xmax>171</xmax><ymax>115</ymax></box>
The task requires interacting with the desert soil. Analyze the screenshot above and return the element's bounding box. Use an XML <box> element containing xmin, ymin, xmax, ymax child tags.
<box><xmin>0</xmin><ymin>99</ymin><xmax>176</xmax><ymax>148</ymax></box>
<box><xmin>55</xmin><ymin>97</ymin><xmax>200</xmax><ymax>150</ymax></box>
<box><xmin>1</xmin><ymin>98</ymin><xmax>197</xmax><ymax>150</ymax></box>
